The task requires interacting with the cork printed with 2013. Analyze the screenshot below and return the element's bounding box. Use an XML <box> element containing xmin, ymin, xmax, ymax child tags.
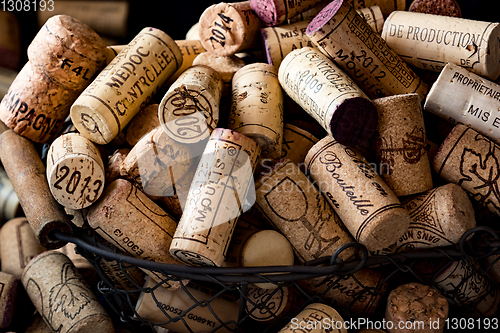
<box><xmin>0</xmin><ymin>0</ymin><xmax>499</xmax><ymax>332</ymax></box>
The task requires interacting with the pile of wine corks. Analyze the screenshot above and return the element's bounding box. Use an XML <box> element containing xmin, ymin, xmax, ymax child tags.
<box><xmin>1</xmin><ymin>0</ymin><xmax>500</xmax><ymax>331</ymax></box>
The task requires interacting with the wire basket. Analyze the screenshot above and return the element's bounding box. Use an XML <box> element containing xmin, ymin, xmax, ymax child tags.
<box><xmin>50</xmin><ymin>224</ymin><xmax>500</xmax><ymax>333</ymax></box>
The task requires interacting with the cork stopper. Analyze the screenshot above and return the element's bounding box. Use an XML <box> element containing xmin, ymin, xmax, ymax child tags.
<box><xmin>54</xmin><ymin>243</ymin><xmax>97</xmax><ymax>284</ymax></box>
<box><xmin>249</xmin><ymin>0</ymin><xmax>325</xmax><ymax>27</ymax></box>
<box><xmin>278</xmin><ymin>303</ymin><xmax>347</xmax><ymax>332</ymax></box>
<box><xmin>28</xmin><ymin>15</ymin><xmax>108</xmax><ymax>91</ymax></box>
<box><xmin>21</xmin><ymin>251</ymin><xmax>114</xmax><ymax>333</ymax></box>
<box><xmin>281</xmin><ymin>123</ymin><xmax>319</xmax><ymax>167</ymax></box>
<box><xmin>124</xmin><ymin>103</ymin><xmax>160</xmax><ymax>147</ymax></box>
<box><xmin>105</xmin><ymin>148</ymin><xmax>130</xmax><ymax>184</ymax></box>
<box><xmin>0</xmin><ymin>217</ymin><xmax>45</xmax><ymax>279</ymax></box>
<box><xmin>0</xmin><ymin>271</ymin><xmax>17</xmax><ymax>329</ymax></box>
<box><xmin>193</xmin><ymin>52</ymin><xmax>246</xmax><ymax>83</ymax></box>
<box><xmin>164</xmin><ymin>40</ymin><xmax>206</xmax><ymax>87</ymax></box>
<box><xmin>246</xmin><ymin>285</ymin><xmax>304</xmax><ymax>323</ymax></box>
<box><xmin>409</xmin><ymin>0</ymin><xmax>462</xmax><ymax>17</ymax></box>
<box><xmin>46</xmin><ymin>133</ymin><xmax>105</xmax><ymax>209</ymax></box>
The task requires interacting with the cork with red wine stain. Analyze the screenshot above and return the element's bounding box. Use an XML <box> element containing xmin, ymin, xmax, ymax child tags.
<box><xmin>249</xmin><ymin>0</ymin><xmax>325</xmax><ymax>27</ymax></box>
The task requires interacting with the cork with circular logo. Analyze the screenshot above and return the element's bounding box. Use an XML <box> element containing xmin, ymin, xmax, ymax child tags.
<box><xmin>249</xmin><ymin>0</ymin><xmax>325</xmax><ymax>27</ymax></box>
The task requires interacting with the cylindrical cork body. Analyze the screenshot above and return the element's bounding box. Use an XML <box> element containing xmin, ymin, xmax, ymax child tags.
<box><xmin>54</xmin><ymin>243</ymin><xmax>97</xmax><ymax>284</ymax></box>
<box><xmin>0</xmin><ymin>130</ymin><xmax>72</xmax><ymax>249</ymax></box>
<box><xmin>424</xmin><ymin>63</ymin><xmax>500</xmax><ymax>143</ymax></box>
<box><xmin>250</xmin><ymin>0</ymin><xmax>324</xmax><ymax>27</ymax></box>
<box><xmin>21</xmin><ymin>251</ymin><xmax>114</xmax><ymax>333</ymax></box>
<box><xmin>170</xmin><ymin>129</ymin><xmax>260</xmax><ymax>267</ymax></box>
<box><xmin>0</xmin><ymin>168</ymin><xmax>22</xmax><ymax>222</ymax></box>
<box><xmin>281</xmin><ymin>123</ymin><xmax>319</xmax><ymax>166</ymax></box>
<box><xmin>347</xmin><ymin>0</ymin><xmax>405</xmax><ymax>17</ymax></box>
<box><xmin>372</xmin><ymin>93</ymin><xmax>433</xmax><ymax>196</ymax></box>
<box><xmin>0</xmin><ymin>271</ymin><xmax>17</xmax><ymax>329</ymax></box>
<box><xmin>305</xmin><ymin>136</ymin><xmax>411</xmax><ymax>251</ymax></box>
<box><xmin>159</xmin><ymin>65</ymin><xmax>223</xmax><ymax>144</ymax></box>
<box><xmin>278</xmin><ymin>47</ymin><xmax>377</xmax><ymax>147</ymax></box>
<box><xmin>385</xmin><ymin>282</ymin><xmax>448</xmax><ymax>333</ymax></box>
<box><xmin>373</xmin><ymin>183</ymin><xmax>476</xmax><ymax>255</ymax></box>
<box><xmin>0</xmin><ymin>11</ymin><xmax>21</xmax><ymax>70</ymax></box>
<box><xmin>28</xmin><ymin>15</ymin><xmax>108</xmax><ymax>91</ymax></box>
<box><xmin>255</xmin><ymin>158</ymin><xmax>355</xmax><ymax>262</ymax></box>
<box><xmin>229</xmin><ymin>63</ymin><xmax>283</xmax><ymax>159</ymax></box>
<box><xmin>306</xmin><ymin>1</ymin><xmax>428</xmax><ymax>101</ymax></box>
<box><xmin>71</xmin><ymin>27</ymin><xmax>183</xmax><ymax>144</ymax></box>
<box><xmin>136</xmin><ymin>277</ymin><xmax>239</xmax><ymax>333</ymax></box>
<box><xmin>124</xmin><ymin>103</ymin><xmax>160</xmax><ymax>147</ymax></box>
<box><xmin>165</xmin><ymin>40</ymin><xmax>206</xmax><ymax>86</ymax></box>
<box><xmin>433</xmin><ymin>124</ymin><xmax>500</xmax><ymax>216</ymax></box>
<box><xmin>0</xmin><ymin>62</ymin><xmax>80</xmax><ymax>143</ymax></box>
<box><xmin>46</xmin><ymin>133</ymin><xmax>105</xmax><ymax>209</ymax></box>
<box><xmin>87</xmin><ymin>179</ymin><xmax>183</xmax><ymax>289</ymax></box>
<box><xmin>298</xmin><ymin>268</ymin><xmax>387</xmax><ymax>317</ymax></box>
<box><xmin>382</xmin><ymin>12</ymin><xmax>500</xmax><ymax>79</ymax></box>
<box><xmin>408</xmin><ymin>0</ymin><xmax>462</xmax><ymax>17</ymax></box>
<box><xmin>278</xmin><ymin>303</ymin><xmax>347</xmax><ymax>333</ymax></box>
<box><xmin>356</xmin><ymin>6</ymin><xmax>384</xmax><ymax>33</ymax></box>
<box><xmin>0</xmin><ymin>217</ymin><xmax>45</xmax><ymax>279</ymax></box>
<box><xmin>99</xmin><ymin>257</ymin><xmax>146</xmax><ymax>292</ymax></box>
<box><xmin>433</xmin><ymin>259</ymin><xmax>500</xmax><ymax>317</ymax></box>
<box><xmin>199</xmin><ymin>1</ymin><xmax>262</xmax><ymax>56</ymax></box>
<box><xmin>192</xmin><ymin>52</ymin><xmax>246</xmax><ymax>83</ymax></box>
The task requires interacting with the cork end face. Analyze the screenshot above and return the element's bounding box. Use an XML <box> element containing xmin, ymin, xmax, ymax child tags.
<box><xmin>330</xmin><ymin>97</ymin><xmax>378</xmax><ymax>147</ymax></box>
<box><xmin>250</xmin><ymin>0</ymin><xmax>278</xmax><ymax>26</ymax></box>
<box><xmin>360</xmin><ymin>208</ymin><xmax>411</xmax><ymax>251</ymax></box>
<box><xmin>306</xmin><ymin>0</ymin><xmax>344</xmax><ymax>35</ymax></box>
<box><xmin>70</xmin><ymin>104</ymin><xmax>113</xmax><ymax>145</ymax></box>
<box><xmin>408</xmin><ymin>0</ymin><xmax>462</xmax><ymax>17</ymax></box>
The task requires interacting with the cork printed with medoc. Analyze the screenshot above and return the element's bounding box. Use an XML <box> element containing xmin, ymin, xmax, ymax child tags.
<box><xmin>0</xmin><ymin>0</ymin><xmax>500</xmax><ymax>332</ymax></box>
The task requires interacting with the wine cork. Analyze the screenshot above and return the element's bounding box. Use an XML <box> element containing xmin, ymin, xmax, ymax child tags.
<box><xmin>70</xmin><ymin>27</ymin><xmax>183</xmax><ymax>145</ymax></box>
<box><xmin>104</xmin><ymin>45</ymin><xmax>126</xmax><ymax>65</ymax></box>
<box><xmin>229</xmin><ymin>63</ymin><xmax>284</xmax><ymax>160</ymax></box>
<box><xmin>372</xmin><ymin>93</ymin><xmax>433</xmax><ymax>196</ymax></box>
<box><xmin>198</xmin><ymin>1</ymin><xmax>262</xmax><ymax>56</ymax></box>
<box><xmin>0</xmin><ymin>130</ymin><xmax>72</xmax><ymax>249</ymax></box>
<box><xmin>46</xmin><ymin>133</ymin><xmax>105</xmax><ymax>210</ymax></box>
<box><xmin>381</xmin><ymin>12</ymin><xmax>500</xmax><ymax>79</ymax></box>
<box><xmin>222</xmin><ymin>212</ymin><xmax>262</xmax><ymax>267</ymax></box>
<box><xmin>64</xmin><ymin>207</ymin><xmax>87</xmax><ymax>228</ymax></box>
<box><xmin>28</xmin><ymin>15</ymin><xmax>108</xmax><ymax>91</ymax></box>
<box><xmin>278</xmin><ymin>47</ymin><xmax>377</xmax><ymax>147</ymax></box>
<box><xmin>136</xmin><ymin>277</ymin><xmax>239</xmax><ymax>333</ymax></box>
<box><xmin>409</xmin><ymin>0</ymin><xmax>461</xmax><ymax>17</ymax></box>
<box><xmin>124</xmin><ymin>103</ymin><xmax>159</xmax><ymax>147</ymax></box>
<box><xmin>0</xmin><ymin>62</ymin><xmax>80</xmax><ymax>143</ymax></box>
<box><xmin>246</xmin><ymin>285</ymin><xmax>304</xmax><ymax>323</ymax></box>
<box><xmin>55</xmin><ymin>243</ymin><xmax>97</xmax><ymax>284</ymax></box>
<box><xmin>164</xmin><ymin>40</ymin><xmax>206</xmax><ymax>87</ymax></box>
<box><xmin>433</xmin><ymin>124</ymin><xmax>500</xmax><ymax>216</ymax></box>
<box><xmin>193</xmin><ymin>52</ymin><xmax>246</xmax><ymax>83</ymax></box>
<box><xmin>298</xmin><ymin>268</ymin><xmax>387</xmax><ymax>317</ymax></box>
<box><xmin>170</xmin><ymin>128</ymin><xmax>260</xmax><ymax>267</ymax></box>
<box><xmin>306</xmin><ymin>1</ymin><xmax>428</xmax><ymax>101</ymax></box>
<box><xmin>99</xmin><ymin>257</ymin><xmax>146</xmax><ymax>293</ymax></box>
<box><xmin>433</xmin><ymin>259</ymin><xmax>500</xmax><ymax>317</ymax></box>
<box><xmin>385</xmin><ymin>282</ymin><xmax>448</xmax><ymax>333</ymax></box>
<box><xmin>346</xmin><ymin>0</ymin><xmax>405</xmax><ymax>17</ymax></box>
<box><xmin>281</xmin><ymin>123</ymin><xmax>319</xmax><ymax>167</ymax></box>
<box><xmin>86</xmin><ymin>179</ymin><xmax>184</xmax><ymax>289</ymax></box>
<box><xmin>0</xmin><ymin>168</ymin><xmax>22</xmax><ymax>222</ymax></box>
<box><xmin>21</xmin><ymin>251</ymin><xmax>114</xmax><ymax>333</ymax></box>
<box><xmin>255</xmin><ymin>158</ymin><xmax>356</xmax><ymax>262</ymax></box>
<box><xmin>305</xmin><ymin>136</ymin><xmax>411</xmax><ymax>251</ymax></box>
<box><xmin>0</xmin><ymin>271</ymin><xmax>17</xmax><ymax>329</ymax></box>
<box><xmin>159</xmin><ymin>65</ymin><xmax>223</xmax><ymax>144</ymax></box>
<box><xmin>0</xmin><ymin>217</ymin><xmax>44</xmax><ymax>279</ymax></box>
<box><xmin>278</xmin><ymin>303</ymin><xmax>347</xmax><ymax>333</ymax></box>
<box><xmin>0</xmin><ymin>11</ymin><xmax>21</xmax><ymax>70</ymax></box>
<box><xmin>424</xmin><ymin>63</ymin><xmax>500</xmax><ymax>143</ymax></box>
<box><xmin>186</xmin><ymin>22</ymin><xmax>200</xmax><ymax>40</ymax></box>
<box><xmin>373</xmin><ymin>183</ymin><xmax>476</xmax><ymax>255</ymax></box>
<box><xmin>356</xmin><ymin>6</ymin><xmax>384</xmax><ymax>33</ymax></box>
<box><xmin>249</xmin><ymin>0</ymin><xmax>325</xmax><ymax>27</ymax></box>
<box><xmin>25</xmin><ymin>313</ymin><xmax>53</xmax><ymax>333</ymax></box>
<box><xmin>105</xmin><ymin>148</ymin><xmax>130</xmax><ymax>184</ymax></box>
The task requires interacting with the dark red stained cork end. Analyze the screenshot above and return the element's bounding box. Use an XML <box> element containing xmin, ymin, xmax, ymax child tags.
<box><xmin>409</xmin><ymin>0</ymin><xmax>462</xmax><ymax>17</ymax></box>
<box><xmin>250</xmin><ymin>0</ymin><xmax>278</xmax><ymax>26</ymax></box>
<box><xmin>306</xmin><ymin>0</ymin><xmax>344</xmax><ymax>35</ymax></box>
<box><xmin>329</xmin><ymin>97</ymin><xmax>378</xmax><ymax>147</ymax></box>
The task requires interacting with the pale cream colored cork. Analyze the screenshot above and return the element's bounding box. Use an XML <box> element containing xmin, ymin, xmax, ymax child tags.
<box><xmin>21</xmin><ymin>251</ymin><xmax>114</xmax><ymax>333</ymax></box>
<box><xmin>0</xmin><ymin>130</ymin><xmax>72</xmax><ymax>249</ymax></box>
<box><xmin>255</xmin><ymin>158</ymin><xmax>356</xmax><ymax>262</ymax></box>
<box><xmin>136</xmin><ymin>277</ymin><xmax>238</xmax><ymax>333</ymax></box>
<box><xmin>199</xmin><ymin>1</ymin><xmax>262</xmax><ymax>56</ymax></box>
<box><xmin>0</xmin><ymin>217</ymin><xmax>44</xmax><ymax>279</ymax></box>
<box><xmin>249</xmin><ymin>0</ymin><xmax>325</xmax><ymax>27</ymax></box>
<box><xmin>186</xmin><ymin>22</ymin><xmax>200</xmax><ymax>40</ymax></box>
<box><xmin>193</xmin><ymin>52</ymin><xmax>246</xmax><ymax>83</ymax></box>
<box><xmin>281</xmin><ymin>123</ymin><xmax>319</xmax><ymax>167</ymax></box>
<box><xmin>46</xmin><ymin>133</ymin><xmax>105</xmax><ymax>209</ymax></box>
<box><xmin>0</xmin><ymin>271</ymin><xmax>17</xmax><ymax>329</ymax></box>
<box><xmin>124</xmin><ymin>103</ymin><xmax>160</xmax><ymax>147</ymax></box>
<box><xmin>433</xmin><ymin>124</ymin><xmax>500</xmax><ymax>216</ymax></box>
<box><xmin>159</xmin><ymin>65</ymin><xmax>223</xmax><ymax>144</ymax></box>
<box><xmin>104</xmin><ymin>45</ymin><xmax>126</xmax><ymax>65</ymax></box>
<box><xmin>105</xmin><ymin>148</ymin><xmax>130</xmax><ymax>184</ymax></box>
<box><xmin>0</xmin><ymin>11</ymin><xmax>21</xmax><ymax>70</ymax></box>
<box><xmin>385</xmin><ymin>282</ymin><xmax>448</xmax><ymax>333</ymax></box>
<box><xmin>164</xmin><ymin>40</ymin><xmax>206</xmax><ymax>87</ymax></box>
<box><xmin>86</xmin><ymin>178</ymin><xmax>185</xmax><ymax>290</ymax></box>
<box><xmin>278</xmin><ymin>302</ymin><xmax>347</xmax><ymax>333</ymax></box>
<box><xmin>0</xmin><ymin>168</ymin><xmax>22</xmax><ymax>222</ymax></box>
<box><xmin>305</xmin><ymin>136</ymin><xmax>411</xmax><ymax>251</ymax></box>
<box><xmin>28</xmin><ymin>15</ymin><xmax>108</xmax><ymax>91</ymax></box>
<box><xmin>347</xmin><ymin>0</ymin><xmax>405</xmax><ymax>17</ymax></box>
<box><xmin>170</xmin><ymin>128</ymin><xmax>260</xmax><ymax>267</ymax></box>
<box><xmin>229</xmin><ymin>63</ymin><xmax>284</xmax><ymax>160</ymax></box>
<box><xmin>0</xmin><ymin>62</ymin><xmax>80</xmax><ymax>143</ymax></box>
<box><xmin>298</xmin><ymin>268</ymin><xmax>388</xmax><ymax>317</ymax></box>
<box><xmin>71</xmin><ymin>27</ymin><xmax>183</xmax><ymax>145</ymax></box>
<box><xmin>372</xmin><ymin>93</ymin><xmax>433</xmax><ymax>196</ymax></box>
<box><xmin>382</xmin><ymin>12</ymin><xmax>500</xmax><ymax>79</ymax></box>
<box><xmin>373</xmin><ymin>183</ymin><xmax>476</xmax><ymax>255</ymax></box>
<box><xmin>306</xmin><ymin>1</ymin><xmax>427</xmax><ymax>100</ymax></box>
<box><xmin>278</xmin><ymin>47</ymin><xmax>377</xmax><ymax>147</ymax></box>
